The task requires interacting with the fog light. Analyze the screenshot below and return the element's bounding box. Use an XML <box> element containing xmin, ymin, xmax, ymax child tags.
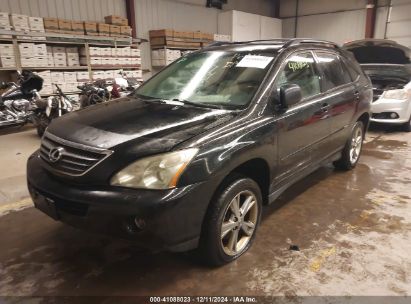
<box><xmin>390</xmin><ymin>113</ymin><xmax>398</xmax><ymax>119</ymax></box>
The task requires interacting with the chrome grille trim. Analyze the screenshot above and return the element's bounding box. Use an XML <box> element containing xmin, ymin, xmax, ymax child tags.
<box><xmin>40</xmin><ymin>131</ymin><xmax>113</xmax><ymax>176</ymax></box>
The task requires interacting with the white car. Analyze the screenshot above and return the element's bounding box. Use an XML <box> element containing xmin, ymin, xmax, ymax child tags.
<box><xmin>344</xmin><ymin>39</ymin><xmax>411</xmax><ymax>132</ymax></box>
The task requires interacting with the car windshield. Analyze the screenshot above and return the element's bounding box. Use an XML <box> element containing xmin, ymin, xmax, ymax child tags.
<box><xmin>135</xmin><ymin>50</ymin><xmax>277</xmax><ymax>109</ymax></box>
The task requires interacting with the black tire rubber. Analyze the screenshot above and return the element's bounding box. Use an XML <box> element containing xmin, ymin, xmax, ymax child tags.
<box><xmin>334</xmin><ymin>121</ymin><xmax>364</xmax><ymax>171</ymax></box>
<box><xmin>36</xmin><ymin>114</ymin><xmax>50</xmax><ymax>137</ymax></box>
<box><xmin>403</xmin><ymin>117</ymin><xmax>411</xmax><ymax>132</ymax></box>
<box><xmin>198</xmin><ymin>175</ymin><xmax>262</xmax><ymax>266</ymax></box>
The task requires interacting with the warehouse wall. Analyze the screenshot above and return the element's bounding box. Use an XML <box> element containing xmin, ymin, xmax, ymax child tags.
<box><xmin>386</xmin><ymin>0</ymin><xmax>411</xmax><ymax>48</ymax></box>
<box><xmin>280</xmin><ymin>0</ymin><xmax>391</xmax><ymax>45</ymax></box>
<box><xmin>0</xmin><ymin>0</ymin><xmax>127</xmax><ymax>21</ymax></box>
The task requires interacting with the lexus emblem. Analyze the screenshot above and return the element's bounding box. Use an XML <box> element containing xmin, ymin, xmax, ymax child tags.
<box><xmin>48</xmin><ymin>147</ymin><xmax>65</xmax><ymax>163</ymax></box>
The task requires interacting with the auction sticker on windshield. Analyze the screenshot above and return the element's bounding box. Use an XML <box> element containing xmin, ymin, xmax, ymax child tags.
<box><xmin>236</xmin><ymin>55</ymin><xmax>274</xmax><ymax>69</ymax></box>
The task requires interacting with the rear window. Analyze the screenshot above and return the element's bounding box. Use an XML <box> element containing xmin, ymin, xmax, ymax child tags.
<box><xmin>316</xmin><ymin>52</ymin><xmax>352</xmax><ymax>90</ymax></box>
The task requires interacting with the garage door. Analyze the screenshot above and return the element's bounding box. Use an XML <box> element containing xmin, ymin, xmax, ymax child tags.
<box><xmin>386</xmin><ymin>0</ymin><xmax>411</xmax><ymax>49</ymax></box>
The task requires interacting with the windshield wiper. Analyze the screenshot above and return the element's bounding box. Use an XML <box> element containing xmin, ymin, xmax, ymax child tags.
<box><xmin>171</xmin><ymin>99</ymin><xmax>224</xmax><ymax>110</ymax></box>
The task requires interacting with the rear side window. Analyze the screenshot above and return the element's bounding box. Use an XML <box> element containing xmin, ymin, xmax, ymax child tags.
<box><xmin>316</xmin><ymin>52</ymin><xmax>352</xmax><ymax>91</ymax></box>
<box><xmin>275</xmin><ymin>52</ymin><xmax>321</xmax><ymax>101</ymax></box>
<box><xmin>341</xmin><ymin>57</ymin><xmax>360</xmax><ymax>81</ymax></box>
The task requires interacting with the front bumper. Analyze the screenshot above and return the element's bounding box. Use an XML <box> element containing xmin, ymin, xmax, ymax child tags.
<box><xmin>371</xmin><ymin>97</ymin><xmax>411</xmax><ymax>124</ymax></box>
<box><xmin>26</xmin><ymin>151</ymin><xmax>215</xmax><ymax>252</ymax></box>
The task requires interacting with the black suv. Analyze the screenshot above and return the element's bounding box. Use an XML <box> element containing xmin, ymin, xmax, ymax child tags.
<box><xmin>27</xmin><ymin>39</ymin><xmax>372</xmax><ymax>265</ymax></box>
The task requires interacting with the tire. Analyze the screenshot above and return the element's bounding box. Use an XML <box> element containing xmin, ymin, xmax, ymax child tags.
<box><xmin>199</xmin><ymin>176</ymin><xmax>262</xmax><ymax>266</ymax></box>
<box><xmin>403</xmin><ymin>116</ymin><xmax>411</xmax><ymax>132</ymax></box>
<box><xmin>36</xmin><ymin>114</ymin><xmax>50</xmax><ymax>137</ymax></box>
<box><xmin>334</xmin><ymin>121</ymin><xmax>364</xmax><ymax>170</ymax></box>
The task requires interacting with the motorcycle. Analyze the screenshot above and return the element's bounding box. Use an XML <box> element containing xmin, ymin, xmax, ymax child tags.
<box><xmin>111</xmin><ymin>71</ymin><xmax>141</xmax><ymax>98</ymax></box>
<box><xmin>78</xmin><ymin>80</ymin><xmax>112</xmax><ymax>108</ymax></box>
<box><xmin>0</xmin><ymin>70</ymin><xmax>43</xmax><ymax>129</ymax></box>
<box><xmin>33</xmin><ymin>84</ymin><xmax>79</xmax><ymax>137</ymax></box>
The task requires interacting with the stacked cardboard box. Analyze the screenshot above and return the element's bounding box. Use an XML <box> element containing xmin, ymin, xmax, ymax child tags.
<box><xmin>80</xmin><ymin>46</ymin><xmax>141</xmax><ymax>68</ymax></box>
<box><xmin>104</xmin><ymin>15</ymin><xmax>128</xmax><ymax>26</ymax></box>
<box><xmin>29</xmin><ymin>17</ymin><xmax>46</xmax><ymax>40</ymax></box>
<box><xmin>10</xmin><ymin>14</ymin><xmax>30</xmax><ymax>39</ymax></box>
<box><xmin>66</xmin><ymin>47</ymin><xmax>80</xmax><ymax>66</ymax></box>
<box><xmin>97</xmin><ymin>23</ymin><xmax>110</xmax><ymax>37</ymax></box>
<box><xmin>149</xmin><ymin>29</ymin><xmax>214</xmax><ymax>48</ymax></box>
<box><xmin>0</xmin><ymin>12</ymin><xmax>12</xmax><ymax>38</ymax></box>
<box><xmin>152</xmin><ymin>49</ymin><xmax>181</xmax><ymax>66</ymax></box>
<box><xmin>63</xmin><ymin>71</ymin><xmax>79</xmax><ymax>92</ymax></box>
<box><xmin>84</xmin><ymin>22</ymin><xmax>97</xmax><ymax>36</ymax></box>
<box><xmin>71</xmin><ymin>21</ymin><xmax>84</xmax><ymax>35</ymax></box>
<box><xmin>35</xmin><ymin>70</ymin><xmax>53</xmax><ymax>94</ymax></box>
<box><xmin>0</xmin><ymin>43</ymin><xmax>16</xmax><ymax>67</ymax></box>
<box><xmin>214</xmin><ymin>34</ymin><xmax>231</xmax><ymax>42</ymax></box>
<box><xmin>50</xmin><ymin>71</ymin><xmax>65</xmax><ymax>92</ymax></box>
<box><xmin>19</xmin><ymin>43</ymin><xmax>34</xmax><ymax>67</ymax></box>
<box><xmin>52</xmin><ymin>46</ymin><xmax>67</xmax><ymax>67</ymax></box>
<box><xmin>76</xmin><ymin>71</ymin><xmax>90</xmax><ymax>82</ymax></box>
<box><xmin>43</xmin><ymin>17</ymin><xmax>59</xmax><ymax>32</ymax></box>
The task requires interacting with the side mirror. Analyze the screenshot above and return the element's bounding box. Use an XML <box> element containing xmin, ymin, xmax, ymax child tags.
<box><xmin>279</xmin><ymin>84</ymin><xmax>302</xmax><ymax>108</ymax></box>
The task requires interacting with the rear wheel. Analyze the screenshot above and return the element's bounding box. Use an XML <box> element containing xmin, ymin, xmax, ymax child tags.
<box><xmin>334</xmin><ymin>121</ymin><xmax>364</xmax><ymax>170</ymax></box>
<box><xmin>199</xmin><ymin>177</ymin><xmax>262</xmax><ymax>266</ymax></box>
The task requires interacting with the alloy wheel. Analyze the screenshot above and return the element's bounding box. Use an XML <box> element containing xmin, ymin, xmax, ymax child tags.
<box><xmin>350</xmin><ymin>125</ymin><xmax>363</xmax><ymax>164</ymax></box>
<box><xmin>220</xmin><ymin>190</ymin><xmax>258</xmax><ymax>256</ymax></box>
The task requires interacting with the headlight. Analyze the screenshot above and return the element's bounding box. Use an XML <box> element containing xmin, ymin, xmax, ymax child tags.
<box><xmin>382</xmin><ymin>89</ymin><xmax>409</xmax><ymax>100</ymax></box>
<box><xmin>110</xmin><ymin>148</ymin><xmax>198</xmax><ymax>190</ymax></box>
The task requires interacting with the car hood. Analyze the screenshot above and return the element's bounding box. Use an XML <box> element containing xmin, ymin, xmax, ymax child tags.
<box><xmin>343</xmin><ymin>39</ymin><xmax>411</xmax><ymax>64</ymax></box>
<box><xmin>47</xmin><ymin>97</ymin><xmax>235</xmax><ymax>150</ymax></box>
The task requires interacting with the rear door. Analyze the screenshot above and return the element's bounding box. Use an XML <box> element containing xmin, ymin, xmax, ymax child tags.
<box><xmin>314</xmin><ymin>51</ymin><xmax>357</xmax><ymax>153</ymax></box>
<box><xmin>273</xmin><ymin>51</ymin><xmax>331</xmax><ymax>183</ymax></box>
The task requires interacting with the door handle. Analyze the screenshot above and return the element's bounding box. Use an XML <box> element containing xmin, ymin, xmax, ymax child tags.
<box><xmin>320</xmin><ymin>103</ymin><xmax>330</xmax><ymax>112</ymax></box>
<box><xmin>354</xmin><ymin>91</ymin><xmax>360</xmax><ymax>100</ymax></box>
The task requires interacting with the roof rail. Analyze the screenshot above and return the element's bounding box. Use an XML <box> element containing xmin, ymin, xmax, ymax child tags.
<box><xmin>283</xmin><ymin>38</ymin><xmax>340</xmax><ymax>49</ymax></box>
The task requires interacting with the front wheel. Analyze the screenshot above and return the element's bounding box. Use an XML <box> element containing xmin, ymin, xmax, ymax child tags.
<box><xmin>334</xmin><ymin>121</ymin><xmax>364</xmax><ymax>170</ymax></box>
<box><xmin>403</xmin><ymin>116</ymin><xmax>411</xmax><ymax>132</ymax></box>
<box><xmin>199</xmin><ymin>176</ymin><xmax>262</xmax><ymax>266</ymax></box>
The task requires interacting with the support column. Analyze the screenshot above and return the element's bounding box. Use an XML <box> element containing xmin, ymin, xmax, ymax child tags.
<box><xmin>365</xmin><ymin>0</ymin><xmax>377</xmax><ymax>38</ymax></box>
<box><xmin>125</xmin><ymin>0</ymin><xmax>137</xmax><ymax>38</ymax></box>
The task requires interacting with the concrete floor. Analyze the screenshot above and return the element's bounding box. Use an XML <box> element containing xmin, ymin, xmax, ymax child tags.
<box><xmin>0</xmin><ymin>125</ymin><xmax>410</xmax><ymax>297</ymax></box>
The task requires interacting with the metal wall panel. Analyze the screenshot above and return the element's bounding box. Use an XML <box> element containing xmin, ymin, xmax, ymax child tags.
<box><xmin>386</xmin><ymin>0</ymin><xmax>411</xmax><ymax>48</ymax></box>
<box><xmin>297</xmin><ymin>10</ymin><xmax>366</xmax><ymax>45</ymax></box>
<box><xmin>0</xmin><ymin>0</ymin><xmax>126</xmax><ymax>21</ymax></box>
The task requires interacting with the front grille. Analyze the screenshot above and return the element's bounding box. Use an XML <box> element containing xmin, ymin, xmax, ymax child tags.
<box><xmin>40</xmin><ymin>132</ymin><xmax>112</xmax><ymax>176</ymax></box>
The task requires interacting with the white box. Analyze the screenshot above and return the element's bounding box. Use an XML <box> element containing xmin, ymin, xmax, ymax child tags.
<box><xmin>63</xmin><ymin>72</ymin><xmax>77</xmax><ymax>83</ymax></box>
<box><xmin>214</xmin><ymin>34</ymin><xmax>231</xmax><ymax>42</ymax></box>
<box><xmin>19</xmin><ymin>43</ymin><xmax>34</xmax><ymax>56</ymax></box>
<box><xmin>66</xmin><ymin>47</ymin><xmax>78</xmax><ymax>55</ymax></box>
<box><xmin>41</xmin><ymin>85</ymin><xmax>53</xmax><ymax>95</ymax></box>
<box><xmin>131</xmin><ymin>48</ymin><xmax>141</xmax><ymax>57</ymax></box>
<box><xmin>80</xmin><ymin>47</ymin><xmax>101</xmax><ymax>57</ymax></box>
<box><xmin>20</xmin><ymin>56</ymin><xmax>35</xmax><ymax>67</ymax></box>
<box><xmin>47</xmin><ymin>57</ymin><xmax>54</xmax><ymax>67</ymax></box>
<box><xmin>90</xmin><ymin>58</ymin><xmax>102</xmax><ymax>66</ymax></box>
<box><xmin>76</xmin><ymin>71</ymin><xmax>90</xmax><ymax>82</ymax></box>
<box><xmin>67</xmin><ymin>57</ymin><xmax>80</xmax><ymax>66</ymax></box>
<box><xmin>120</xmin><ymin>47</ymin><xmax>131</xmax><ymax>57</ymax></box>
<box><xmin>101</xmin><ymin>58</ymin><xmax>111</xmax><ymax>66</ymax></box>
<box><xmin>100</xmin><ymin>48</ymin><xmax>111</xmax><ymax>57</ymax></box>
<box><xmin>31</xmin><ymin>30</ymin><xmax>46</xmax><ymax>41</ymax></box>
<box><xmin>104</xmin><ymin>71</ymin><xmax>114</xmax><ymax>79</ymax></box>
<box><xmin>0</xmin><ymin>56</ymin><xmax>16</xmax><ymax>68</ymax></box>
<box><xmin>53</xmin><ymin>58</ymin><xmax>67</xmax><ymax>67</ymax></box>
<box><xmin>92</xmin><ymin>71</ymin><xmax>105</xmax><ymax>80</ymax></box>
<box><xmin>34</xmin><ymin>44</ymin><xmax>47</xmax><ymax>56</ymax></box>
<box><xmin>52</xmin><ymin>46</ymin><xmax>66</xmax><ymax>54</ymax></box>
<box><xmin>0</xmin><ymin>44</ymin><xmax>15</xmax><ymax>56</ymax></box>
<box><xmin>34</xmin><ymin>57</ymin><xmax>47</xmax><ymax>67</ymax></box>
<box><xmin>51</xmin><ymin>72</ymin><xmax>65</xmax><ymax>83</ymax></box>
<box><xmin>10</xmin><ymin>14</ymin><xmax>29</xmax><ymax>28</ymax></box>
<box><xmin>0</xmin><ymin>12</ymin><xmax>10</xmax><ymax>24</ymax></box>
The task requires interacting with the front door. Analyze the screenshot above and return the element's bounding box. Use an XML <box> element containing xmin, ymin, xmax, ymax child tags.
<box><xmin>273</xmin><ymin>51</ymin><xmax>331</xmax><ymax>183</ymax></box>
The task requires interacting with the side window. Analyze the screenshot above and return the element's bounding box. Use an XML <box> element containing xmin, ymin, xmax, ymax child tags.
<box><xmin>275</xmin><ymin>52</ymin><xmax>321</xmax><ymax>101</ymax></box>
<box><xmin>341</xmin><ymin>57</ymin><xmax>360</xmax><ymax>82</ymax></box>
<box><xmin>316</xmin><ymin>52</ymin><xmax>352</xmax><ymax>91</ymax></box>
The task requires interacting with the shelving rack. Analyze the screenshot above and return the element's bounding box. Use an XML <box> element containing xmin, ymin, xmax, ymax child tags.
<box><xmin>0</xmin><ymin>29</ymin><xmax>147</xmax><ymax>95</ymax></box>
<box><xmin>150</xmin><ymin>45</ymin><xmax>201</xmax><ymax>69</ymax></box>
